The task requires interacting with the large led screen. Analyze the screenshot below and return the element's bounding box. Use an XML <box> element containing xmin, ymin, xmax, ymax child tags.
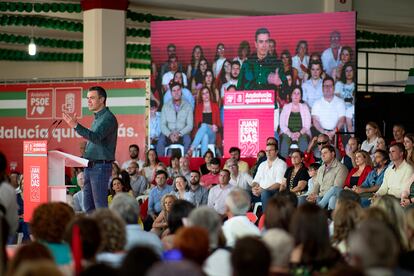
<box><xmin>150</xmin><ymin>12</ymin><xmax>356</xmax><ymax>158</ymax></box>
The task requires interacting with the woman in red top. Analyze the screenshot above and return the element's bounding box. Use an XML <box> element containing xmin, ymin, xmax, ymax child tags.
<box><xmin>187</xmin><ymin>87</ymin><xmax>221</xmax><ymax>157</ymax></box>
<box><xmin>344</xmin><ymin>150</ymin><xmax>373</xmax><ymax>190</ymax></box>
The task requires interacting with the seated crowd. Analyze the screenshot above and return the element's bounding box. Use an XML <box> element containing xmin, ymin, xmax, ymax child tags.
<box><xmin>1</xmin><ymin>122</ymin><xmax>414</xmax><ymax>276</ymax></box>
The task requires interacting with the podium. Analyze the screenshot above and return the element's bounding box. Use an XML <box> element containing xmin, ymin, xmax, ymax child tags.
<box><xmin>23</xmin><ymin>140</ymin><xmax>88</xmax><ymax>222</ymax></box>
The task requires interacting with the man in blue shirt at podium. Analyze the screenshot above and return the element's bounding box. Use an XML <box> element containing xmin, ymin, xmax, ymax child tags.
<box><xmin>63</xmin><ymin>86</ymin><xmax>118</xmax><ymax>212</ymax></box>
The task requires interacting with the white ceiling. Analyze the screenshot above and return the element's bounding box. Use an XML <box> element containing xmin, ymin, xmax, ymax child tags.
<box><xmin>0</xmin><ymin>0</ymin><xmax>413</xmax><ymax>54</ymax></box>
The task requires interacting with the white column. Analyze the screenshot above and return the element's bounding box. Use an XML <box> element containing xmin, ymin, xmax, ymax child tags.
<box><xmin>83</xmin><ymin>9</ymin><xmax>125</xmax><ymax>77</ymax></box>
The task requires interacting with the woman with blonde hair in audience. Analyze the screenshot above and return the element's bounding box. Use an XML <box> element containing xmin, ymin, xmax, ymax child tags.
<box><xmin>371</xmin><ymin>195</ymin><xmax>408</xmax><ymax>251</ymax></box>
<box><xmin>332</xmin><ymin>200</ymin><xmax>363</xmax><ymax>255</ymax></box>
<box><xmin>361</xmin><ymin>122</ymin><xmax>381</xmax><ymax>158</ymax></box>
<box><xmin>151</xmin><ymin>194</ymin><xmax>176</xmax><ymax>237</ymax></box>
<box><xmin>344</xmin><ymin>150</ymin><xmax>373</xmax><ymax>192</ymax></box>
<box><xmin>403</xmin><ymin>133</ymin><xmax>414</xmax><ymax>167</ymax></box>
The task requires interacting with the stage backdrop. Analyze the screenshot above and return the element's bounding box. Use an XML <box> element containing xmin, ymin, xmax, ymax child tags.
<box><xmin>151</xmin><ymin>12</ymin><xmax>356</xmax><ymax>158</ymax></box>
<box><xmin>0</xmin><ymin>80</ymin><xmax>148</xmax><ymax>173</ymax></box>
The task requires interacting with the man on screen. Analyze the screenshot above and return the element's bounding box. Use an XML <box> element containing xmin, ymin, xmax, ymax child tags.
<box><xmin>311</xmin><ymin>76</ymin><xmax>346</xmax><ymax>140</ymax></box>
<box><xmin>157</xmin><ymin>82</ymin><xmax>193</xmax><ymax>157</ymax></box>
<box><xmin>237</xmin><ymin>27</ymin><xmax>286</xmax><ymax>91</ymax></box>
<box><xmin>63</xmin><ymin>86</ymin><xmax>118</xmax><ymax>212</ymax></box>
<box><xmin>321</xmin><ymin>31</ymin><xmax>342</xmax><ymax>78</ymax></box>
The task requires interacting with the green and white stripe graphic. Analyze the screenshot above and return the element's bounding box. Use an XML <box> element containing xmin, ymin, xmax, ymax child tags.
<box><xmin>405</xmin><ymin>68</ymin><xmax>414</xmax><ymax>94</ymax></box>
<box><xmin>0</xmin><ymin>88</ymin><xmax>147</xmax><ymax>117</ymax></box>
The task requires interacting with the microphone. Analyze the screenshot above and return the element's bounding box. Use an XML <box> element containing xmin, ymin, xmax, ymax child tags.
<box><xmin>42</xmin><ymin>120</ymin><xmax>58</xmax><ymax>140</ymax></box>
<box><xmin>47</xmin><ymin>120</ymin><xmax>63</xmax><ymax>145</ymax></box>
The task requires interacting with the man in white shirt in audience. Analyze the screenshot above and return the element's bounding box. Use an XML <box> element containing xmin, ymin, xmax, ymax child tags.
<box><xmin>311</xmin><ymin>76</ymin><xmax>346</xmax><ymax>140</ymax></box>
<box><xmin>226</xmin><ymin>158</ymin><xmax>252</xmax><ymax>191</ymax></box>
<box><xmin>252</xmin><ymin>142</ymin><xmax>287</xmax><ymax>209</ymax></box>
<box><xmin>375</xmin><ymin>143</ymin><xmax>414</xmax><ymax>199</ymax></box>
<box><xmin>208</xmin><ymin>169</ymin><xmax>234</xmax><ymax>217</ymax></box>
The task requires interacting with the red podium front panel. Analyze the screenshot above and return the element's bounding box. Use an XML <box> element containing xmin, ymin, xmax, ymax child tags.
<box><xmin>23</xmin><ymin>140</ymin><xmax>48</xmax><ymax>222</ymax></box>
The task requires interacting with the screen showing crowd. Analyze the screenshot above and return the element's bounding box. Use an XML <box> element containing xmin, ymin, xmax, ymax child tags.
<box><xmin>150</xmin><ymin>12</ymin><xmax>356</xmax><ymax>158</ymax></box>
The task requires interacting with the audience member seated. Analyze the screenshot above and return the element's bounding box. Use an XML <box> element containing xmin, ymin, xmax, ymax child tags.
<box><xmin>343</xmin><ymin>150</ymin><xmax>373</xmax><ymax>193</ymax></box>
<box><xmin>73</xmin><ymin>172</ymin><xmax>86</xmax><ymax>213</ymax></box>
<box><xmin>64</xmin><ymin>216</ymin><xmax>101</xmax><ymax>269</ymax></box>
<box><xmin>161</xmin><ymin>55</ymin><xmax>188</xmax><ymax>92</ymax></box>
<box><xmin>199</xmin><ymin>150</ymin><xmax>214</xmax><ymax>175</ymax></box>
<box><xmin>187</xmin><ymin>206</ymin><xmax>230</xmax><ymax>276</ymax></box>
<box><xmin>231</xmin><ymin>237</ymin><xmax>271</xmax><ymax>276</ymax></box>
<box><xmin>404</xmin><ymin>133</ymin><xmax>414</xmax><ymax>167</ymax></box>
<box><xmin>0</xmin><ymin>152</ymin><xmax>19</xmax><ymax>237</ymax></box>
<box><xmin>167</xmin><ymin>155</ymin><xmax>181</xmax><ymax>179</ymax></box>
<box><xmin>119</xmin><ymin>246</ymin><xmax>160</xmax><ymax>276</ymax></box>
<box><xmin>262</xmin><ymin>195</ymin><xmax>295</xmax><ymax>232</ymax></box>
<box><xmin>110</xmin><ymin>193</ymin><xmax>163</xmax><ymax>256</ymax></box>
<box><xmin>173</xmin><ymin>226</ymin><xmax>210</xmax><ymax>266</ymax></box>
<box><xmin>5</xmin><ymin>241</ymin><xmax>54</xmax><ymax>276</ymax></box>
<box><xmin>361</xmin><ymin>122</ymin><xmax>381</xmax><ymax>159</ymax></box>
<box><xmin>301</xmin><ymin>60</ymin><xmax>323</xmax><ymax>109</ymax></box>
<box><xmin>342</xmin><ymin>137</ymin><xmax>359</xmax><ymax>171</ymax></box>
<box><xmin>262</xmin><ymin>228</ymin><xmax>294</xmax><ymax>276</ymax></box>
<box><xmin>307</xmin><ymin>145</ymin><xmax>348</xmax><ymax>210</ymax></box>
<box><xmin>30</xmin><ymin>202</ymin><xmax>75</xmax><ymax>266</ymax></box>
<box><xmin>292</xmin><ymin>40</ymin><xmax>310</xmax><ymax>82</ymax></box>
<box><xmin>107</xmin><ymin>177</ymin><xmax>132</xmax><ymax>205</ymax></box>
<box><xmin>226</xmin><ymin>158</ymin><xmax>253</xmax><ymax>191</ymax></box>
<box><xmin>151</xmin><ymin>194</ymin><xmax>176</xmax><ymax>237</ymax></box>
<box><xmin>252</xmin><ymin>143</ymin><xmax>287</xmax><ymax>209</ymax></box>
<box><xmin>279</xmin><ymin>86</ymin><xmax>311</xmax><ymax>157</ymax></box>
<box><xmin>127</xmin><ymin>161</ymin><xmax>148</xmax><ymax>197</ymax></box>
<box><xmin>222</xmin><ymin>189</ymin><xmax>260</xmax><ymax>247</ymax></box>
<box><xmin>176</xmin><ymin>157</ymin><xmax>190</xmax><ymax>182</ymax></box>
<box><xmin>355</xmin><ymin>149</ymin><xmax>389</xmax><ymax>207</ymax></box>
<box><xmin>200</xmin><ymin>157</ymin><xmax>221</xmax><ymax>189</ymax></box>
<box><xmin>157</xmin><ymin>82</ymin><xmax>193</xmax><ymax>157</ymax></box>
<box><xmin>375</xmin><ymin>143</ymin><xmax>414</xmax><ymax>199</ymax></box>
<box><xmin>173</xmin><ymin>176</ymin><xmax>195</xmax><ymax>204</ymax></box>
<box><xmin>186</xmin><ymin>45</ymin><xmax>205</xmax><ymax>82</ymax></box>
<box><xmin>290</xmin><ymin>203</ymin><xmax>343</xmax><ymax>275</ymax></box>
<box><xmin>223</xmin><ymin>147</ymin><xmax>250</xmax><ymax>173</ymax></box>
<box><xmin>331</xmin><ymin>200</ymin><xmax>363</xmax><ymax>255</ymax></box>
<box><xmin>142</xmin><ymin>149</ymin><xmax>160</xmax><ymax>183</ymax></box>
<box><xmin>280</xmin><ymin>149</ymin><xmax>309</xmax><ymax>196</ymax></box>
<box><xmin>188</xmin><ymin>170</ymin><xmax>208</xmax><ymax>207</ymax></box>
<box><xmin>392</xmin><ymin>123</ymin><xmax>406</xmax><ymax>144</ymax></box>
<box><xmin>208</xmin><ymin>169</ymin><xmax>234</xmax><ymax>217</ymax></box>
<box><xmin>147</xmin><ymin>170</ymin><xmax>174</xmax><ymax>226</ymax></box>
<box><xmin>347</xmin><ymin>219</ymin><xmax>400</xmax><ymax>276</ymax></box>
<box><xmin>92</xmin><ymin>209</ymin><xmax>126</xmax><ymax>268</ymax></box>
<box><xmin>376</xmin><ymin>136</ymin><xmax>388</xmax><ymax>151</ymax></box>
<box><xmin>371</xmin><ymin>195</ymin><xmax>408</xmax><ymax>250</ymax></box>
<box><xmin>321</xmin><ymin>31</ymin><xmax>342</xmax><ymax>78</ymax></box>
<box><xmin>150</xmin><ymin>100</ymin><xmax>161</xmax><ymax>147</ymax></box>
<box><xmin>121</xmin><ymin>144</ymin><xmax>145</xmax><ymax>171</ymax></box>
<box><xmin>163</xmin><ymin>71</ymin><xmax>195</xmax><ymax>110</ymax></box>
<box><xmin>311</xmin><ymin>76</ymin><xmax>346</xmax><ymax>140</ymax></box>
<box><xmin>187</xmin><ymin>87</ymin><xmax>221</xmax><ymax>158</ymax></box>
<box><xmin>163</xmin><ymin>200</ymin><xmax>195</xmax><ymax>250</ymax></box>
